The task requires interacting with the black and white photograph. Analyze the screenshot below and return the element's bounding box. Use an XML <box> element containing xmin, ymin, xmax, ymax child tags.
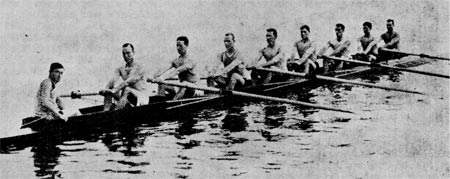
<box><xmin>0</xmin><ymin>0</ymin><xmax>448</xmax><ymax>178</ymax></box>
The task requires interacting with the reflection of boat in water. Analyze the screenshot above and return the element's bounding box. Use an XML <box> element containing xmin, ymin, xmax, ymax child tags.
<box><xmin>0</xmin><ymin>56</ymin><xmax>431</xmax><ymax>152</ymax></box>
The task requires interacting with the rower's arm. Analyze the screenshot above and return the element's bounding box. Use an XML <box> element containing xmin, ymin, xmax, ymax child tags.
<box><xmin>364</xmin><ymin>38</ymin><xmax>381</xmax><ymax>54</ymax></box>
<box><xmin>249</xmin><ymin>50</ymin><xmax>263</xmax><ymax>68</ymax></box>
<box><xmin>222</xmin><ymin>59</ymin><xmax>243</xmax><ymax>74</ymax></box>
<box><xmin>289</xmin><ymin>43</ymin><xmax>298</xmax><ymax>62</ymax></box>
<box><xmin>105</xmin><ymin>69</ymin><xmax>122</xmax><ymax>89</ymax></box>
<box><xmin>259</xmin><ymin>48</ymin><xmax>285</xmax><ymax>67</ymax></box>
<box><xmin>56</xmin><ymin>96</ymin><xmax>65</xmax><ymax>110</ymax></box>
<box><xmin>157</xmin><ymin>67</ymin><xmax>178</xmax><ymax>80</ymax></box>
<box><xmin>124</xmin><ymin>65</ymin><xmax>146</xmax><ymax>84</ymax></box>
<box><xmin>298</xmin><ymin>42</ymin><xmax>316</xmax><ymax>63</ymax></box>
<box><xmin>356</xmin><ymin>37</ymin><xmax>363</xmax><ymax>52</ymax></box>
<box><xmin>209</xmin><ymin>54</ymin><xmax>225</xmax><ymax>76</ymax></box>
<box><xmin>383</xmin><ymin>33</ymin><xmax>400</xmax><ymax>49</ymax></box>
<box><xmin>317</xmin><ymin>42</ymin><xmax>331</xmax><ymax>57</ymax></box>
<box><xmin>157</xmin><ymin>62</ymin><xmax>178</xmax><ymax>80</ymax></box>
<box><xmin>112</xmin><ymin>66</ymin><xmax>146</xmax><ymax>92</ymax></box>
<box><xmin>330</xmin><ymin>40</ymin><xmax>351</xmax><ymax>56</ymax></box>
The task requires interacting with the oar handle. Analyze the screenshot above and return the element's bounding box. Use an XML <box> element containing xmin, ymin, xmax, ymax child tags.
<box><xmin>60</xmin><ymin>91</ymin><xmax>100</xmax><ymax>98</ymax></box>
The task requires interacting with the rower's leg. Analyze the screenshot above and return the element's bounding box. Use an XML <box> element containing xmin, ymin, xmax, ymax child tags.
<box><xmin>116</xmin><ymin>88</ymin><xmax>131</xmax><ymax>109</ymax></box>
<box><xmin>335</xmin><ymin>61</ymin><xmax>344</xmax><ymax>71</ymax></box>
<box><xmin>215</xmin><ymin>76</ymin><xmax>228</xmax><ymax>89</ymax></box>
<box><xmin>263</xmin><ymin>72</ymin><xmax>273</xmax><ymax>84</ymax></box>
<box><xmin>368</xmin><ymin>54</ymin><xmax>377</xmax><ymax>62</ymax></box>
<box><xmin>250</xmin><ymin>70</ymin><xmax>259</xmax><ymax>86</ymax></box>
<box><xmin>173</xmin><ymin>87</ymin><xmax>186</xmax><ymax>100</ymax></box>
<box><xmin>157</xmin><ymin>84</ymin><xmax>167</xmax><ymax>96</ymax></box>
<box><xmin>103</xmin><ymin>90</ymin><xmax>121</xmax><ymax>111</ymax></box>
<box><xmin>323</xmin><ymin>59</ymin><xmax>330</xmax><ymax>74</ymax></box>
<box><xmin>227</xmin><ymin>73</ymin><xmax>245</xmax><ymax>90</ymax></box>
<box><xmin>207</xmin><ymin>77</ymin><xmax>215</xmax><ymax>87</ymax></box>
<box><xmin>103</xmin><ymin>95</ymin><xmax>114</xmax><ymax>111</ymax></box>
<box><xmin>303</xmin><ymin>61</ymin><xmax>310</xmax><ymax>74</ymax></box>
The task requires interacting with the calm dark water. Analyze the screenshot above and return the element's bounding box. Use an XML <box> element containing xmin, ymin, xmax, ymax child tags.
<box><xmin>1</xmin><ymin>61</ymin><xmax>448</xmax><ymax>179</ymax></box>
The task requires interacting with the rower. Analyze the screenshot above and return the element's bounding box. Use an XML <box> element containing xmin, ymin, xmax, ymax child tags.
<box><xmin>288</xmin><ymin>25</ymin><xmax>318</xmax><ymax>75</ymax></box>
<box><xmin>207</xmin><ymin>33</ymin><xmax>247</xmax><ymax>90</ymax></box>
<box><xmin>364</xmin><ymin>19</ymin><xmax>400</xmax><ymax>61</ymax></box>
<box><xmin>248</xmin><ymin>28</ymin><xmax>287</xmax><ymax>85</ymax></box>
<box><xmin>380</xmin><ymin>19</ymin><xmax>400</xmax><ymax>50</ymax></box>
<box><xmin>354</xmin><ymin>21</ymin><xmax>378</xmax><ymax>62</ymax></box>
<box><xmin>100</xmin><ymin>43</ymin><xmax>149</xmax><ymax>111</ymax></box>
<box><xmin>318</xmin><ymin>23</ymin><xmax>352</xmax><ymax>73</ymax></box>
<box><xmin>35</xmin><ymin>63</ymin><xmax>78</xmax><ymax>121</ymax></box>
<box><xmin>154</xmin><ymin>36</ymin><xmax>198</xmax><ymax>100</ymax></box>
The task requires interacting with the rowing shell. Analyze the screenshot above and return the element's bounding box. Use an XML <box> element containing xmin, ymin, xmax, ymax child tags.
<box><xmin>0</xmin><ymin>56</ymin><xmax>428</xmax><ymax>152</ymax></box>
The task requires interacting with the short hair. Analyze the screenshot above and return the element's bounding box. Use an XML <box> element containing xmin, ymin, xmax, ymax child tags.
<box><xmin>387</xmin><ymin>19</ymin><xmax>395</xmax><ymax>25</ymax></box>
<box><xmin>49</xmin><ymin>62</ymin><xmax>64</xmax><ymax>72</ymax></box>
<box><xmin>336</xmin><ymin>23</ymin><xmax>345</xmax><ymax>31</ymax></box>
<box><xmin>225</xmin><ymin>32</ymin><xmax>235</xmax><ymax>41</ymax></box>
<box><xmin>363</xmin><ymin>21</ymin><xmax>372</xmax><ymax>29</ymax></box>
<box><xmin>122</xmin><ymin>43</ymin><xmax>134</xmax><ymax>52</ymax></box>
<box><xmin>177</xmin><ymin>36</ymin><xmax>189</xmax><ymax>46</ymax></box>
<box><xmin>266</xmin><ymin>28</ymin><xmax>278</xmax><ymax>38</ymax></box>
<box><xmin>300</xmin><ymin>25</ymin><xmax>310</xmax><ymax>32</ymax></box>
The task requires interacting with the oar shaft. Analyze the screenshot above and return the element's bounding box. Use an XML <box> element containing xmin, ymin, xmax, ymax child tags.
<box><xmin>255</xmin><ymin>67</ymin><xmax>425</xmax><ymax>95</ymax></box>
<box><xmin>381</xmin><ymin>48</ymin><xmax>450</xmax><ymax>61</ymax></box>
<box><xmin>324</xmin><ymin>56</ymin><xmax>450</xmax><ymax>79</ymax></box>
<box><xmin>147</xmin><ymin>79</ymin><xmax>354</xmax><ymax>114</ymax></box>
<box><xmin>166</xmin><ymin>77</ymin><xmax>208</xmax><ymax>81</ymax></box>
<box><xmin>60</xmin><ymin>92</ymin><xmax>99</xmax><ymax>98</ymax></box>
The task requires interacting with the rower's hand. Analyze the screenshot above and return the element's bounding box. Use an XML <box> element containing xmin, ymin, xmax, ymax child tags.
<box><xmin>99</xmin><ymin>89</ymin><xmax>114</xmax><ymax>96</ymax></box>
<box><xmin>57</xmin><ymin>111</ymin><xmax>68</xmax><ymax>122</ymax></box>
<box><xmin>153</xmin><ymin>77</ymin><xmax>163</xmax><ymax>83</ymax></box>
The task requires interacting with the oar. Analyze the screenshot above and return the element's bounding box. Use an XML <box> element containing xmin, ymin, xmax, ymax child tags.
<box><xmin>60</xmin><ymin>91</ymin><xmax>100</xmax><ymax>98</ymax></box>
<box><xmin>324</xmin><ymin>56</ymin><xmax>450</xmax><ymax>79</ymax></box>
<box><xmin>254</xmin><ymin>67</ymin><xmax>425</xmax><ymax>95</ymax></box>
<box><xmin>381</xmin><ymin>48</ymin><xmax>450</xmax><ymax>61</ymax></box>
<box><xmin>147</xmin><ymin>78</ymin><xmax>354</xmax><ymax>114</ymax></box>
<box><xmin>166</xmin><ymin>77</ymin><xmax>208</xmax><ymax>81</ymax></box>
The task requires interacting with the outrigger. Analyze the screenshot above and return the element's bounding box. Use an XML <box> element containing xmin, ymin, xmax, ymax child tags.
<box><xmin>1</xmin><ymin>49</ymin><xmax>448</xmax><ymax>152</ymax></box>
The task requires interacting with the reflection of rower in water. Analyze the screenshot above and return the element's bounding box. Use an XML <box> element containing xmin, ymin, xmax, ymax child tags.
<box><xmin>35</xmin><ymin>63</ymin><xmax>78</xmax><ymax>121</ymax></box>
<box><xmin>318</xmin><ymin>23</ymin><xmax>351</xmax><ymax>73</ymax></box>
<box><xmin>288</xmin><ymin>25</ymin><xmax>318</xmax><ymax>75</ymax></box>
<box><xmin>155</xmin><ymin>36</ymin><xmax>198</xmax><ymax>100</ymax></box>
<box><xmin>101</xmin><ymin>43</ymin><xmax>149</xmax><ymax>111</ymax></box>
<box><xmin>207</xmin><ymin>33</ymin><xmax>247</xmax><ymax>90</ymax></box>
<box><xmin>248</xmin><ymin>28</ymin><xmax>287</xmax><ymax>85</ymax></box>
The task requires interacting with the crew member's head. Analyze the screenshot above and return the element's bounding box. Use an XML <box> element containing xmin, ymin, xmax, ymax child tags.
<box><xmin>266</xmin><ymin>28</ymin><xmax>277</xmax><ymax>46</ymax></box>
<box><xmin>122</xmin><ymin>43</ymin><xmax>135</xmax><ymax>64</ymax></box>
<box><xmin>386</xmin><ymin>19</ymin><xmax>395</xmax><ymax>32</ymax></box>
<box><xmin>300</xmin><ymin>25</ymin><xmax>310</xmax><ymax>40</ymax></box>
<box><xmin>363</xmin><ymin>21</ymin><xmax>372</xmax><ymax>35</ymax></box>
<box><xmin>49</xmin><ymin>62</ymin><xmax>64</xmax><ymax>84</ymax></box>
<box><xmin>335</xmin><ymin>23</ymin><xmax>345</xmax><ymax>39</ymax></box>
<box><xmin>224</xmin><ymin>32</ymin><xmax>235</xmax><ymax>51</ymax></box>
<box><xmin>176</xmin><ymin>36</ymin><xmax>189</xmax><ymax>56</ymax></box>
